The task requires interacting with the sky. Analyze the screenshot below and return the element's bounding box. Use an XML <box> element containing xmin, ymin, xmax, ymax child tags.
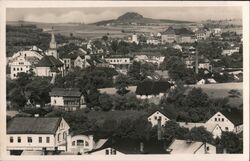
<box><xmin>6</xmin><ymin>7</ymin><xmax>242</xmax><ymax>24</ymax></box>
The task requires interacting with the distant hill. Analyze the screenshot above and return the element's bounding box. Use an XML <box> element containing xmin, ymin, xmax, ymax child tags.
<box><xmin>91</xmin><ymin>12</ymin><xmax>193</xmax><ymax>26</ymax></box>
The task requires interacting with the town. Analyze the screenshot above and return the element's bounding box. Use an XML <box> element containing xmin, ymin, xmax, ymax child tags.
<box><xmin>6</xmin><ymin>11</ymin><xmax>243</xmax><ymax>155</ymax></box>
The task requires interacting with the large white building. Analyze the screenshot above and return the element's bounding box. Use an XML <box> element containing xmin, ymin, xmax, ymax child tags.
<box><xmin>9</xmin><ymin>56</ymin><xmax>32</xmax><ymax>79</ymax></box>
<box><xmin>105</xmin><ymin>57</ymin><xmax>131</xmax><ymax>65</ymax></box>
<box><xmin>7</xmin><ymin>117</ymin><xmax>69</xmax><ymax>155</ymax></box>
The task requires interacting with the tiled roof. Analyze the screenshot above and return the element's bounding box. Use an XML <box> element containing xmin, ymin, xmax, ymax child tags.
<box><xmin>221</xmin><ymin>108</ymin><xmax>243</xmax><ymax>126</ymax></box>
<box><xmin>49</xmin><ymin>88</ymin><xmax>82</xmax><ymax>97</ymax></box>
<box><xmin>7</xmin><ymin>117</ymin><xmax>62</xmax><ymax>134</ymax></box>
<box><xmin>135</xmin><ymin>81</ymin><xmax>172</xmax><ymax>95</ymax></box>
<box><xmin>36</xmin><ymin>55</ymin><xmax>63</xmax><ymax>67</ymax></box>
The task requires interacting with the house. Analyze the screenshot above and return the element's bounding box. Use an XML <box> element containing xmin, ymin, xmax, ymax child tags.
<box><xmin>74</xmin><ymin>55</ymin><xmax>87</xmax><ymax>69</ymax></box>
<box><xmin>49</xmin><ymin>88</ymin><xmax>86</xmax><ymax>111</ymax></box>
<box><xmin>135</xmin><ymin>81</ymin><xmax>173</xmax><ymax>104</ymax></box>
<box><xmin>178</xmin><ymin>122</ymin><xmax>222</xmax><ymax>139</ymax></box>
<box><xmin>7</xmin><ymin>117</ymin><xmax>69</xmax><ymax>155</ymax></box>
<box><xmin>146</xmin><ymin>37</ymin><xmax>161</xmax><ymax>45</ymax></box>
<box><xmin>205</xmin><ymin>108</ymin><xmax>243</xmax><ymax>134</ymax></box>
<box><xmin>161</xmin><ymin>27</ymin><xmax>195</xmax><ymax>44</ymax></box>
<box><xmin>9</xmin><ymin>55</ymin><xmax>32</xmax><ymax>79</ymax></box>
<box><xmin>154</xmin><ymin>70</ymin><xmax>170</xmax><ymax>80</ymax></box>
<box><xmin>61</xmin><ymin>53</ymin><xmax>78</xmax><ymax>70</ymax></box>
<box><xmin>213</xmin><ymin>28</ymin><xmax>222</xmax><ymax>36</ymax></box>
<box><xmin>222</xmin><ymin>48</ymin><xmax>240</xmax><ymax>56</ymax></box>
<box><xmin>173</xmin><ymin>44</ymin><xmax>182</xmax><ymax>52</ymax></box>
<box><xmin>87</xmin><ymin>138</ymin><xmax>168</xmax><ymax>155</ymax></box>
<box><xmin>198</xmin><ymin>59</ymin><xmax>212</xmax><ymax>71</ymax></box>
<box><xmin>133</xmin><ymin>52</ymin><xmax>165</xmax><ymax>65</ymax></box>
<box><xmin>35</xmin><ymin>55</ymin><xmax>64</xmax><ymax>77</ymax></box>
<box><xmin>167</xmin><ymin>139</ymin><xmax>216</xmax><ymax>154</ymax></box>
<box><xmin>105</xmin><ymin>56</ymin><xmax>131</xmax><ymax>65</ymax></box>
<box><xmin>148</xmin><ymin>110</ymin><xmax>170</xmax><ymax>127</ymax></box>
<box><xmin>195</xmin><ymin>28</ymin><xmax>211</xmax><ymax>40</ymax></box>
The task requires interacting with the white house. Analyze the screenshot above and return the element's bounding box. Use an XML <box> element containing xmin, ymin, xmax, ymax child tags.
<box><xmin>206</xmin><ymin>109</ymin><xmax>243</xmax><ymax>134</ymax></box>
<box><xmin>222</xmin><ymin>48</ymin><xmax>240</xmax><ymax>56</ymax></box>
<box><xmin>167</xmin><ymin>139</ymin><xmax>216</xmax><ymax>154</ymax></box>
<box><xmin>9</xmin><ymin>55</ymin><xmax>32</xmax><ymax>79</ymax></box>
<box><xmin>49</xmin><ymin>88</ymin><xmax>86</xmax><ymax>111</ymax></box>
<box><xmin>148</xmin><ymin>110</ymin><xmax>170</xmax><ymax>127</ymax></box>
<box><xmin>7</xmin><ymin>117</ymin><xmax>69</xmax><ymax>155</ymax></box>
<box><xmin>105</xmin><ymin>57</ymin><xmax>131</xmax><ymax>65</ymax></box>
<box><xmin>133</xmin><ymin>52</ymin><xmax>165</xmax><ymax>65</ymax></box>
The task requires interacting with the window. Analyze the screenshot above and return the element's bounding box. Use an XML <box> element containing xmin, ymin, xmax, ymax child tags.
<box><xmin>18</xmin><ymin>137</ymin><xmax>21</xmax><ymax>143</ymax></box>
<box><xmin>154</xmin><ymin>116</ymin><xmax>157</xmax><ymax>120</ymax></box>
<box><xmin>222</xmin><ymin>118</ymin><xmax>224</xmax><ymax>122</ymax></box>
<box><xmin>10</xmin><ymin>136</ymin><xmax>14</xmax><ymax>143</ymax></box>
<box><xmin>206</xmin><ymin>146</ymin><xmax>210</xmax><ymax>151</ymax></box>
<box><xmin>28</xmin><ymin>137</ymin><xmax>32</xmax><ymax>143</ymax></box>
<box><xmin>148</xmin><ymin>118</ymin><xmax>151</xmax><ymax>121</ymax></box>
<box><xmin>63</xmin><ymin>132</ymin><xmax>67</xmax><ymax>139</ymax></box>
<box><xmin>72</xmin><ymin>141</ymin><xmax>75</xmax><ymax>146</ymax></box>
<box><xmin>58</xmin><ymin>133</ymin><xmax>61</xmax><ymax>142</ymax></box>
<box><xmin>46</xmin><ymin>137</ymin><xmax>50</xmax><ymax>143</ymax></box>
<box><xmin>54</xmin><ymin>100</ymin><xmax>56</xmax><ymax>104</ymax></box>
<box><xmin>106</xmin><ymin>149</ymin><xmax>109</xmax><ymax>155</ymax></box>
<box><xmin>112</xmin><ymin>149</ymin><xmax>116</xmax><ymax>155</ymax></box>
<box><xmin>17</xmin><ymin>68</ymin><xmax>19</xmax><ymax>71</ymax></box>
<box><xmin>215</xmin><ymin>118</ymin><xmax>217</xmax><ymax>121</ymax></box>
<box><xmin>39</xmin><ymin>137</ymin><xmax>42</xmax><ymax>143</ymax></box>
<box><xmin>13</xmin><ymin>74</ymin><xmax>16</xmax><ymax>77</ymax></box>
<box><xmin>13</xmin><ymin>68</ymin><xmax>15</xmax><ymax>71</ymax></box>
<box><xmin>218</xmin><ymin>118</ymin><xmax>220</xmax><ymax>121</ymax></box>
<box><xmin>85</xmin><ymin>141</ymin><xmax>89</xmax><ymax>146</ymax></box>
<box><xmin>159</xmin><ymin>116</ymin><xmax>162</xmax><ymax>120</ymax></box>
<box><xmin>20</xmin><ymin>68</ymin><xmax>23</xmax><ymax>71</ymax></box>
<box><xmin>225</xmin><ymin>127</ymin><xmax>229</xmax><ymax>131</ymax></box>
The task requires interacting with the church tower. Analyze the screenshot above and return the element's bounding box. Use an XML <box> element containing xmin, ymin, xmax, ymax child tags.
<box><xmin>47</xmin><ymin>28</ymin><xmax>58</xmax><ymax>59</ymax></box>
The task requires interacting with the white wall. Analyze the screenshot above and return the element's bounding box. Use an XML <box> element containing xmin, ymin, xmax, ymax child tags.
<box><xmin>51</xmin><ymin>96</ymin><xmax>64</xmax><ymax>106</ymax></box>
<box><xmin>89</xmin><ymin>148</ymin><xmax>125</xmax><ymax>155</ymax></box>
<box><xmin>9</xmin><ymin>56</ymin><xmax>31</xmax><ymax>79</ymax></box>
<box><xmin>55</xmin><ymin>118</ymin><xmax>70</xmax><ymax>146</ymax></box>
<box><xmin>36</xmin><ymin>67</ymin><xmax>50</xmax><ymax>77</ymax></box>
<box><xmin>206</xmin><ymin>112</ymin><xmax>235</xmax><ymax>132</ymax></box>
<box><xmin>67</xmin><ymin>135</ymin><xmax>94</xmax><ymax>154</ymax></box>
<box><xmin>148</xmin><ymin>111</ymin><xmax>169</xmax><ymax>127</ymax></box>
<box><xmin>105</xmin><ymin>58</ymin><xmax>130</xmax><ymax>65</ymax></box>
<box><xmin>195</xmin><ymin>143</ymin><xmax>216</xmax><ymax>154</ymax></box>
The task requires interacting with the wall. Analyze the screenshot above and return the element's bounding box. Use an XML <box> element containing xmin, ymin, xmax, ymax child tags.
<box><xmin>89</xmin><ymin>148</ymin><xmax>125</xmax><ymax>155</ymax></box>
<box><xmin>51</xmin><ymin>96</ymin><xmax>64</xmax><ymax>106</ymax></box>
<box><xmin>36</xmin><ymin>67</ymin><xmax>50</xmax><ymax>77</ymax></box>
<box><xmin>105</xmin><ymin>58</ymin><xmax>130</xmax><ymax>65</ymax></box>
<box><xmin>148</xmin><ymin>111</ymin><xmax>169</xmax><ymax>127</ymax></box>
<box><xmin>195</xmin><ymin>143</ymin><xmax>216</xmax><ymax>154</ymax></box>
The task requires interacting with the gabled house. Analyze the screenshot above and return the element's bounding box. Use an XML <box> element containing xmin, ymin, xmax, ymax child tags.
<box><xmin>7</xmin><ymin>117</ymin><xmax>69</xmax><ymax>155</ymax></box>
<box><xmin>135</xmin><ymin>81</ymin><xmax>173</xmax><ymax>104</ymax></box>
<box><xmin>148</xmin><ymin>110</ymin><xmax>170</xmax><ymax>127</ymax></box>
<box><xmin>133</xmin><ymin>52</ymin><xmax>165</xmax><ymax>65</ymax></box>
<box><xmin>49</xmin><ymin>88</ymin><xmax>86</xmax><ymax>111</ymax></box>
<box><xmin>205</xmin><ymin>108</ymin><xmax>243</xmax><ymax>134</ymax></box>
<box><xmin>167</xmin><ymin>139</ymin><xmax>216</xmax><ymax>154</ymax></box>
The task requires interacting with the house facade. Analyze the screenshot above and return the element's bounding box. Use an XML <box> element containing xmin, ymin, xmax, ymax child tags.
<box><xmin>7</xmin><ymin>117</ymin><xmax>69</xmax><ymax>155</ymax></box>
<box><xmin>9</xmin><ymin>55</ymin><xmax>32</xmax><ymax>79</ymax></box>
<box><xmin>49</xmin><ymin>88</ymin><xmax>86</xmax><ymax>111</ymax></box>
<box><xmin>105</xmin><ymin>57</ymin><xmax>131</xmax><ymax>65</ymax></box>
<box><xmin>148</xmin><ymin>111</ymin><xmax>170</xmax><ymax>127</ymax></box>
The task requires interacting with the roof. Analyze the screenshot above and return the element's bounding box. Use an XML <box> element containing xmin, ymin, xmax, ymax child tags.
<box><xmin>168</xmin><ymin>139</ymin><xmax>206</xmax><ymax>154</ymax></box>
<box><xmin>136</xmin><ymin>81</ymin><xmax>172</xmax><ymax>95</ymax></box>
<box><xmin>36</xmin><ymin>55</ymin><xmax>63</xmax><ymax>67</ymax></box>
<box><xmin>220</xmin><ymin>108</ymin><xmax>243</xmax><ymax>126</ymax></box>
<box><xmin>49</xmin><ymin>88</ymin><xmax>82</xmax><ymax>97</ymax></box>
<box><xmin>7</xmin><ymin>117</ymin><xmax>62</xmax><ymax>134</ymax></box>
<box><xmin>132</xmin><ymin>51</ymin><xmax>162</xmax><ymax>57</ymax></box>
<box><xmin>87</xmin><ymin>138</ymin><xmax>169</xmax><ymax>154</ymax></box>
<box><xmin>162</xmin><ymin>27</ymin><xmax>194</xmax><ymax>36</ymax></box>
<box><xmin>148</xmin><ymin>109</ymin><xmax>173</xmax><ymax>120</ymax></box>
<box><xmin>61</xmin><ymin>53</ymin><xmax>78</xmax><ymax>59</ymax></box>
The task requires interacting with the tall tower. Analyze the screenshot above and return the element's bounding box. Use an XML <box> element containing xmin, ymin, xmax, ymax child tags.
<box><xmin>47</xmin><ymin>28</ymin><xmax>58</xmax><ymax>59</ymax></box>
<box><xmin>195</xmin><ymin>41</ymin><xmax>199</xmax><ymax>74</ymax></box>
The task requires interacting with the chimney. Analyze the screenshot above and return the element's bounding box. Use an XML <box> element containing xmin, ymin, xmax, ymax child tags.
<box><xmin>157</xmin><ymin>119</ymin><xmax>162</xmax><ymax>140</ymax></box>
<box><xmin>195</xmin><ymin>42</ymin><xmax>199</xmax><ymax>74</ymax></box>
<box><xmin>140</xmin><ymin>142</ymin><xmax>144</xmax><ymax>153</ymax></box>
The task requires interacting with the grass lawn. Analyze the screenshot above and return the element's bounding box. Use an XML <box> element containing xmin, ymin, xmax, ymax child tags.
<box><xmin>188</xmin><ymin>82</ymin><xmax>243</xmax><ymax>108</ymax></box>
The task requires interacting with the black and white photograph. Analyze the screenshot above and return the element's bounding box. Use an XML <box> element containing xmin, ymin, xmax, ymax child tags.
<box><xmin>0</xmin><ymin>1</ymin><xmax>249</xmax><ymax>160</ymax></box>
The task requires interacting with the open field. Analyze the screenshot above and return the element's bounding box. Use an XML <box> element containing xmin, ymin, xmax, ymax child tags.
<box><xmin>188</xmin><ymin>82</ymin><xmax>243</xmax><ymax>108</ymax></box>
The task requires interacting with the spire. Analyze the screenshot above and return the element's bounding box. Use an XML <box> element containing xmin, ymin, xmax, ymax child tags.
<box><xmin>49</xmin><ymin>27</ymin><xmax>57</xmax><ymax>49</ymax></box>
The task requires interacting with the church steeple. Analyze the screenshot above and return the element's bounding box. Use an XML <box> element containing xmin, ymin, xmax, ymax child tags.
<box><xmin>47</xmin><ymin>27</ymin><xmax>58</xmax><ymax>59</ymax></box>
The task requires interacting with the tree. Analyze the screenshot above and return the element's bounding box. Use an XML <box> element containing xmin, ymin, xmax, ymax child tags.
<box><xmin>115</xmin><ymin>74</ymin><xmax>130</xmax><ymax>95</ymax></box>
<box><xmin>98</xmin><ymin>93</ymin><xmax>113</xmax><ymax>111</ymax></box>
<box><xmin>220</xmin><ymin>132</ymin><xmax>242</xmax><ymax>153</ymax></box>
<box><xmin>163</xmin><ymin>121</ymin><xmax>189</xmax><ymax>141</ymax></box>
<box><xmin>228</xmin><ymin>89</ymin><xmax>241</xmax><ymax>98</ymax></box>
<box><xmin>185</xmin><ymin>126</ymin><xmax>214</xmax><ymax>144</ymax></box>
<box><xmin>110</xmin><ymin>40</ymin><xmax>119</xmax><ymax>54</ymax></box>
<box><xmin>184</xmin><ymin>88</ymin><xmax>209</xmax><ymax>107</ymax></box>
<box><xmin>197</xmin><ymin>41</ymin><xmax>223</xmax><ymax>60</ymax></box>
<box><xmin>102</xmin><ymin>35</ymin><xmax>108</xmax><ymax>41</ymax></box>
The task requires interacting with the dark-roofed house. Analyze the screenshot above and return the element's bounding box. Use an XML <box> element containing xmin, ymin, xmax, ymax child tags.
<box><xmin>7</xmin><ymin>117</ymin><xmax>69</xmax><ymax>155</ymax></box>
<box><xmin>86</xmin><ymin>138</ymin><xmax>169</xmax><ymax>155</ymax></box>
<box><xmin>161</xmin><ymin>26</ymin><xmax>195</xmax><ymax>43</ymax></box>
<box><xmin>205</xmin><ymin>108</ymin><xmax>243</xmax><ymax>134</ymax></box>
<box><xmin>135</xmin><ymin>81</ymin><xmax>173</xmax><ymax>104</ymax></box>
<box><xmin>35</xmin><ymin>55</ymin><xmax>64</xmax><ymax>77</ymax></box>
<box><xmin>49</xmin><ymin>88</ymin><xmax>86</xmax><ymax>111</ymax></box>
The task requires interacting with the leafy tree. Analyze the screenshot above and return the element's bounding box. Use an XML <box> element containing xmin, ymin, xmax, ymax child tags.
<box><xmin>220</xmin><ymin>132</ymin><xmax>242</xmax><ymax>153</ymax></box>
<box><xmin>163</xmin><ymin>121</ymin><xmax>189</xmax><ymax>141</ymax></box>
<box><xmin>115</xmin><ymin>74</ymin><xmax>130</xmax><ymax>95</ymax></box>
<box><xmin>197</xmin><ymin>41</ymin><xmax>223</xmax><ymax>60</ymax></box>
<box><xmin>228</xmin><ymin>89</ymin><xmax>241</xmax><ymax>98</ymax></box>
<box><xmin>110</xmin><ymin>40</ymin><xmax>119</xmax><ymax>54</ymax></box>
<box><xmin>8</xmin><ymin>88</ymin><xmax>27</xmax><ymax>110</ymax></box>
<box><xmin>185</xmin><ymin>126</ymin><xmax>214</xmax><ymax>144</ymax></box>
<box><xmin>98</xmin><ymin>93</ymin><xmax>113</xmax><ymax>111</ymax></box>
<box><xmin>184</xmin><ymin>88</ymin><xmax>209</xmax><ymax>107</ymax></box>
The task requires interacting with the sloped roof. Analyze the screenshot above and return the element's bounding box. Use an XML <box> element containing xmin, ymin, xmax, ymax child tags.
<box><xmin>136</xmin><ymin>81</ymin><xmax>172</xmax><ymax>95</ymax></box>
<box><xmin>220</xmin><ymin>108</ymin><xmax>243</xmax><ymax>126</ymax></box>
<box><xmin>87</xmin><ymin>138</ymin><xmax>169</xmax><ymax>154</ymax></box>
<box><xmin>49</xmin><ymin>88</ymin><xmax>82</xmax><ymax>97</ymax></box>
<box><xmin>148</xmin><ymin>109</ymin><xmax>174</xmax><ymax>120</ymax></box>
<box><xmin>7</xmin><ymin>117</ymin><xmax>62</xmax><ymax>134</ymax></box>
<box><xmin>36</xmin><ymin>55</ymin><xmax>63</xmax><ymax>67</ymax></box>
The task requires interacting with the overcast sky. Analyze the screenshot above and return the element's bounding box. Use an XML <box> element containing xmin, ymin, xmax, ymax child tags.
<box><xmin>6</xmin><ymin>7</ymin><xmax>242</xmax><ymax>23</ymax></box>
